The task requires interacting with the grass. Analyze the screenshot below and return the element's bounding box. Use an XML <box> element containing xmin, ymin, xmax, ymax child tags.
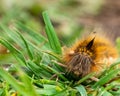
<box><xmin>0</xmin><ymin>11</ymin><xmax>120</xmax><ymax>96</ymax></box>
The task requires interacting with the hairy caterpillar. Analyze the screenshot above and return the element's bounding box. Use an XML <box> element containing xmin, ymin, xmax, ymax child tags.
<box><xmin>63</xmin><ymin>32</ymin><xmax>118</xmax><ymax>79</ymax></box>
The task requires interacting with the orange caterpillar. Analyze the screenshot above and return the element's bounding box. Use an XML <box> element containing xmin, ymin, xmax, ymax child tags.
<box><xmin>63</xmin><ymin>33</ymin><xmax>118</xmax><ymax>78</ymax></box>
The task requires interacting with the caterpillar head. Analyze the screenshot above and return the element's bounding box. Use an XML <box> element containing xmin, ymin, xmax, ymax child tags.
<box><xmin>66</xmin><ymin>38</ymin><xmax>95</xmax><ymax>79</ymax></box>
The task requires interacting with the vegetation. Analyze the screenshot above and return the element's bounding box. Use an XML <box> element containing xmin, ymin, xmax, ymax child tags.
<box><xmin>0</xmin><ymin>1</ymin><xmax>120</xmax><ymax>96</ymax></box>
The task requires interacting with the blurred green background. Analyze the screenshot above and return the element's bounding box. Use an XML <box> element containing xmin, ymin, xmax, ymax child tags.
<box><xmin>0</xmin><ymin>0</ymin><xmax>120</xmax><ymax>44</ymax></box>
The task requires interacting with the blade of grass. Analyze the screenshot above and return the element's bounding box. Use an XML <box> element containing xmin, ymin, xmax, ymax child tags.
<box><xmin>0</xmin><ymin>38</ymin><xmax>26</xmax><ymax>65</ymax></box>
<box><xmin>0</xmin><ymin>68</ymin><xmax>26</xmax><ymax>96</ymax></box>
<box><xmin>93</xmin><ymin>69</ymin><xmax>120</xmax><ymax>89</ymax></box>
<box><xmin>17</xmin><ymin>68</ymin><xmax>38</xmax><ymax>96</ymax></box>
<box><xmin>40</xmin><ymin>64</ymin><xmax>68</xmax><ymax>81</ymax></box>
<box><xmin>16</xmin><ymin>22</ymin><xmax>50</xmax><ymax>49</ymax></box>
<box><xmin>0</xmin><ymin>67</ymin><xmax>38</xmax><ymax>96</ymax></box>
<box><xmin>17</xmin><ymin>32</ymin><xmax>34</xmax><ymax>60</ymax></box>
<box><xmin>75</xmin><ymin>85</ymin><xmax>87</xmax><ymax>96</ymax></box>
<box><xmin>98</xmin><ymin>59</ymin><xmax>120</xmax><ymax>78</ymax></box>
<box><xmin>0</xmin><ymin>23</ymin><xmax>48</xmax><ymax>54</ymax></box>
<box><xmin>43</xmin><ymin>51</ymin><xmax>62</xmax><ymax>61</ymax></box>
<box><xmin>27</xmin><ymin>61</ymin><xmax>53</xmax><ymax>79</ymax></box>
<box><xmin>97</xmin><ymin>87</ymin><xmax>113</xmax><ymax>96</ymax></box>
<box><xmin>42</xmin><ymin>11</ymin><xmax>62</xmax><ymax>54</ymax></box>
<box><xmin>74</xmin><ymin>72</ymin><xmax>95</xmax><ymax>86</ymax></box>
<box><xmin>37</xmin><ymin>84</ymin><xmax>66</xmax><ymax>96</ymax></box>
<box><xmin>0</xmin><ymin>24</ymin><xmax>24</xmax><ymax>47</ymax></box>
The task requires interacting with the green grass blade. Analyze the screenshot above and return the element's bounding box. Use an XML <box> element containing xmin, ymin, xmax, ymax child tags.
<box><xmin>93</xmin><ymin>69</ymin><xmax>120</xmax><ymax>89</ymax></box>
<box><xmin>41</xmin><ymin>64</ymin><xmax>68</xmax><ymax>81</ymax></box>
<box><xmin>0</xmin><ymin>38</ymin><xmax>26</xmax><ymax>65</ymax></box>
<box><xmin>0</xmin><ymin>24</ymin><xmax>24</xmax><ymax>47</ymax></box>
<box><xmin>97</xmin><ymin>87</ymin><xmax>113</xmax><ymax>96</ymax></box>
<box><xmin>0</xmin><ymin>67</ymin><xmax>38</xmax><ymax>96</ymax></box>
<box><xmin>0</xmin><ymin>68</ymin><xmax>26</xmax><ymax>95</ymax></box>
<box><xmin>74</xmin><ymin>72</ymin><xmax>95</xmax><ymax>86</ymax></box>
<box><xmin>16</xmin><ymin>22</ymin><xmax>50</xmax><ymax>49</ymax></box>
<box><xmin>42</xmin><ymin>11</ymin><xmax>62</xmax><ymax>54</ymax></box>
<box><xmin>75</xmin><ymin>85</ymin><xmax>87</xmax><ymax>96</ymax></box>
<box><xmin>18</xmin><ymin>70</ymin><xmax>38</xmax><ymax>96</ymax></box>
<box><xmin>0</xmin><ymin>23</ymin><xmax>48</xmax><ymax>54</ymax></box>
<box><xmin>17</xmin><ymin>32</ymin><xmax>34</xmax><ymax>60</ymax></box>
<box><xmin>27</xmin><ymin>60</ymin><xmax>54</xmax><ymax>79</ymax></box>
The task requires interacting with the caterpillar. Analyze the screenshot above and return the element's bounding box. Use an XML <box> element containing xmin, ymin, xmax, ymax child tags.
<box><xmin>63</xmin><ymin>32</ymin><xmax>118</xmax><ymax>79</ymax></box>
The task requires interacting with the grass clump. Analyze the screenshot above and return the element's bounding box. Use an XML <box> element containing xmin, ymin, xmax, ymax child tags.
<box><xmin>0</xmin><ymin>11</ymin><xmax>120</xmax><ymax>96</ymax></box>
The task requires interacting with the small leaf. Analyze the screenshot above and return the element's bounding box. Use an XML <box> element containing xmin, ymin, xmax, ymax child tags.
<box><xmin>75</xmin><ymin>85</ymin><xmax>87</xmax><ymax>96</ymax></box>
